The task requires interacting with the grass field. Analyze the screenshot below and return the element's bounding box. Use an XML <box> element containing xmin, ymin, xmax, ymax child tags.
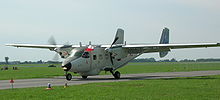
<box><xmin>0</xmin><ymin>75</ymin><xmax>219</xmax><ymax>100</ymax></box>
<box><xmin>0</xmin><ymin>62</ymin><xmax>220</xmax><ymax>80</ymax></box>
<box><xmin>117</xmin><ymin>62</ymin><xmax>220</xmax><ymax>74</ymax></box>
<box><xmin>0</xmin><ymin>64</ymin><xmax>63</xmax><ymax>80</ymax></box>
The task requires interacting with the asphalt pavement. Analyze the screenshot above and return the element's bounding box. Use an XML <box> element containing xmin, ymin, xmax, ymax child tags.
<box><xmin>1</xmin><ymin>70</ymin><xmax>220</xmax><ymax>90</ymax></box>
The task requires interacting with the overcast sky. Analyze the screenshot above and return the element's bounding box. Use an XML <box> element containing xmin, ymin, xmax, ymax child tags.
<box><xmin>0</xmin><ymin>0</ymin><xmax>220</xmax><ymax>62</ymax></box>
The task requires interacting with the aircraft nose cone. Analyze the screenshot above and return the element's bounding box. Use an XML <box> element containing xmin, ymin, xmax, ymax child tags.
<box><xmin>62</xmin><ymin>63</ymin><xmax>72</xmax><ymax>71</ymax></box>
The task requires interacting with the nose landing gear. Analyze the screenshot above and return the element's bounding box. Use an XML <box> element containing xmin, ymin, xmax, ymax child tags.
<box><xmin>62</xmin><ymin>63</ymin><xmax>72</xmax><ymax>81</ymax></box>
<box><xmin>66</xmin><ymin>73</ymin><xmax>72</xmax><ymax>81</ymax></box>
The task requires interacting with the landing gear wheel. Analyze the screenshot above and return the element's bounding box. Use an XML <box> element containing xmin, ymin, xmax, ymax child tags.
<box><xmin>113</xmin><ymin>71</ymin><xmax>121</xmax><ymax>79</ymax></box>
<box><xmin>82</xmin><ymin>76</ymin><xmax>88</xmax><ymax>79</ymax></box>
<box><xmin>66</xmin><ymin>73</ymin><xmax>72</xmax><ymax>81</ymax></box>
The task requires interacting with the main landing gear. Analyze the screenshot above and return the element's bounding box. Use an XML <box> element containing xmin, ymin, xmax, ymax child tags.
<box><xmin>110</xmin><ymin>70</ymin><xmax>121</xmax><ymax>79</ymax></box>
<box><xmin>104</xmin><ymin>68</ymin><xmax>121</xmax><ymax>79</ymax></box>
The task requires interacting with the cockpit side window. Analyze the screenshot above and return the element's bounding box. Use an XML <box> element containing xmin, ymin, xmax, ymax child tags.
<box><xmin>82</xmin><ymin>52</ymin><xmax>90</xmax><ymax>58</ymax></box>
<box><xmin>74</xmin><ymin>50</ymin><xmax>84</xmax><ymax>57</ymax></box>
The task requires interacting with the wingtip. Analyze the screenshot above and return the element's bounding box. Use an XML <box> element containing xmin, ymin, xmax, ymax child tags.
<box><xmin>5</xmin><ymin>44</ymin><xmax>19</xmax><ymax>48</ymax></box>
<box><xmin>5</xmin><ymin>44</ymin><xmax>12</xmax><ymax>46</ymax></box>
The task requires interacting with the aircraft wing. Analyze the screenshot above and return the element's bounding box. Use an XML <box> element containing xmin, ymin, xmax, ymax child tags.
<box><xmin>5</xmin><ymin>44</ymin><xmax>81</xmax><ymax>50</ymax></box>
<box><xmin>122</xmin><ymin>43</ymin><xmax>220</xmax><ymax>53</ymax></box>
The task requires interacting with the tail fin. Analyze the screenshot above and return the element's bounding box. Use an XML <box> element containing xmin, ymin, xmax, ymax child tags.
<box><xmin>112</xmin><ymin>28</ymin><xmax>124</xmax><ymax>45</ymax></box>
<box><xmin>159</xmin><ymin>28</ymin><xmax>170</xmax><ymax>58</ymax></box>
<box><xmin>160</xmin><ymin>28</ymin><xmax>169</xmax><ymax>44</ymax></box>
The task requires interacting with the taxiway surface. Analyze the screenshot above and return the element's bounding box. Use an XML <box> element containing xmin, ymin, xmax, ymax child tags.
<box><xmin>1</xmin><ymin>70</ymin><xmax>220</xmax><ymax>90</ymax></box>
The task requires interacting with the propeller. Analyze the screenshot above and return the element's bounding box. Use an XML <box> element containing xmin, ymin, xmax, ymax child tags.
<box><xmin>109</xmin><ymin>52</ymin><xmax>114</xmax><ymax>65</ymax></box>
<box><xmin>48</xmin><ymin>36</ymin><xmax>72</xmax><ymax>49</ymax></box>
<box><xmin>111</xmin><ymin>37</ymin><xmax>119</xmax><ymax>48</ymax></box>
<box><xmin>107</xmin><ymin>28</ymin><xmax>124</xmax><ymax>65</ymax></box>
<box><xmin>108</xmin><ymin>37</ymin><xmax>119</xmax><ymax>65</ymax></box>
<box><xmin>52</xmin><ymin>53</ymin><xmax>60</xmax><ymax>61</ymax></box>
<box><xmin>48</xmin><ymin>36</ymin><xmax>72</xmax><ymax>73</ymax></box>
<box><xmin>48</xmin><ymin>36</ymin><xmax>57</xmax><ymax>45</ymax></box>
<box><xmin>47</xmin><ymin>36</ymin><xmax>60</xmax><ymax>61</ymax></box>
<box><xmin>48</xmin><ymin>36</ymin><xmax>72</xmax><ymax>60</ymax></box>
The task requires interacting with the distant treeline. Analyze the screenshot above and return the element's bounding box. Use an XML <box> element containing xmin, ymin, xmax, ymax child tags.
<box><xmin>130</xmin><ymin>58</ymin><xmax>220</xmax><ymax>62</ymax></box>
<box><xmin>0</xmin><ymin>60</ymin><xmax>61</xmax><ymax>65</ymax></box>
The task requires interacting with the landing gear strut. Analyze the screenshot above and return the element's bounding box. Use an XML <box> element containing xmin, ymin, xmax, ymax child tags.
<box><xmin>66</xmin><ymin>73</ymin><xmax>72</xmax><ymax>81</ymax></box>
<box><xmin>110</xmin><ymin>70</ymin><xmax>121</xmax><ymax>79</ymax></box>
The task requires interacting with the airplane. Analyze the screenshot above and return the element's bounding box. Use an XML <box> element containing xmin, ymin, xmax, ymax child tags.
<box><xmin>6</xmin><ymin>28</ymin><xmax>220</xmax><ymax>81</ymax></box>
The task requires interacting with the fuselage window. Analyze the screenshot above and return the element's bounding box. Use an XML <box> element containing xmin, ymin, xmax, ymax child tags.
<box><xmin>82</xmin><ymin>52</ymin><xmax>90</xmax><ymax>58</ymax></box>
<box><xmin>93</xmin><ymin>55</ymin><xmax>97</xmax><ymax>60</ymax></box>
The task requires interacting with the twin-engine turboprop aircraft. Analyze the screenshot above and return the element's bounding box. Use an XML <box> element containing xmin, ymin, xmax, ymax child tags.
<box><xmin>6</xmin><ymin>28</ymin><xmax>220</xmax><ymax>80</ymax></box>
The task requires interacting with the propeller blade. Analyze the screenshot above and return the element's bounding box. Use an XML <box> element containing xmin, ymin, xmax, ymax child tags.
<box><xmin>108</xmin><ymin>35</ymin><xmax>119</xmax><ymax>65</ymax></box>
<box><xmin>111</xmin><ymin>37</ymin><xmax>119</xmax><ymax>47</ymax></box>
<box><xmin>109</xmin><ymin>52</ymin><xmax>114</xmax><ymax>65</ymax></box>
<box><xmin>52</xmin><ymin>53</ymin><xmax>60</xmax><ymax>61</ymax></box>
<box><xmin>48</xmin><ymin>36</ymin><xmax>57</xmax><ymax>45</ymax></box>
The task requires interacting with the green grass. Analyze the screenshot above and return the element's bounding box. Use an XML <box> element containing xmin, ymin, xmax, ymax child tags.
<box><xmin>0</xmin><ymin>66</ymin><xmax>64</xmax><ymax>80</ymax></box>
<box><xmin>1</xmin><ymin>62</ymin><xmax>220</xmax><ymax>80</ymax></box>
<box><xmin>117</xmin><ymin>62</ymin><xmax>220</xmax><ymax>74</ymax></box>
<box><xmin>0</xmin><ymin>75</ymin><xmax>220</xmax><ymax>100</ymax></box>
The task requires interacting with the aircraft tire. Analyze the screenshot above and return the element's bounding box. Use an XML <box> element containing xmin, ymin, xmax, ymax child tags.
<box><xmin>114</xmin><ymin>71</ymin><xmax>120</xmax><ymax>79</ymax></box>
<box><xmin>66</xmin><ymin>73</ymin><xmax>72</xmax><ymax>81</ymax></box>
<box><xmin>82</xmin><ymin>76</ymin><xmax>88</xmax><ymax>79</ymax></box>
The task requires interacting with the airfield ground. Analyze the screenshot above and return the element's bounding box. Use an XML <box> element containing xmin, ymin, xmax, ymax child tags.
<box><xmin>0</xmin><ymin>74</ymin><xmax>219</xmax><ymax>100</ymax></box>
<box><xmin>0</xmin><ymin>62</ymin><xmax>220</xmax><ymax>99</ymax></box>
<box><xmin>1</xmin><ymin>62</ymin><xmax>220</xmax><ymax>80</ymax></box>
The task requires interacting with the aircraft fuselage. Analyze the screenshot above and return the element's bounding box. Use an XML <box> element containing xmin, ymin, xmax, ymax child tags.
<box><xmin>68</xmin><ymin>46</ymin><xmax>140</xmax><ymax>76</ymax></box>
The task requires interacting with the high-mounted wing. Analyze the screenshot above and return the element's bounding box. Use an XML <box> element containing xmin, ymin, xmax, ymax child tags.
<box><xmin>101</xmin><ymin>28</ymin><xmax>220</xmax><ymax>58</ymax></box>
<box><xmin>123</xmin><ymin>43</ymin><xmax>220</xmax><ymax>54</ymax></box>
<box><xmin>6</xmin><ymin>44</ymin><xmax>84</xmax><ymax>58</ymax></box>
<box><xmin>6</xmin><ymin>44</ymin><xmax>81</xmax><ymax>50</ymax></box>
<box><xmin>101</xmin><ymin>43</ymin><xmax>220</xmax><ymax>55</ymax></box>
<box><xmin>6</xmin><ymin>44</ymin><xmax>61</xmax><ymax>50</ymax></box>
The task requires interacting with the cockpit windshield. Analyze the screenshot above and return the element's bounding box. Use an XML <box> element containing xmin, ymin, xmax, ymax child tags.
<box><xmin>82</xmin><ymin>52</ymin><xmax>90</xmax><ymax>58</ymax></box>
